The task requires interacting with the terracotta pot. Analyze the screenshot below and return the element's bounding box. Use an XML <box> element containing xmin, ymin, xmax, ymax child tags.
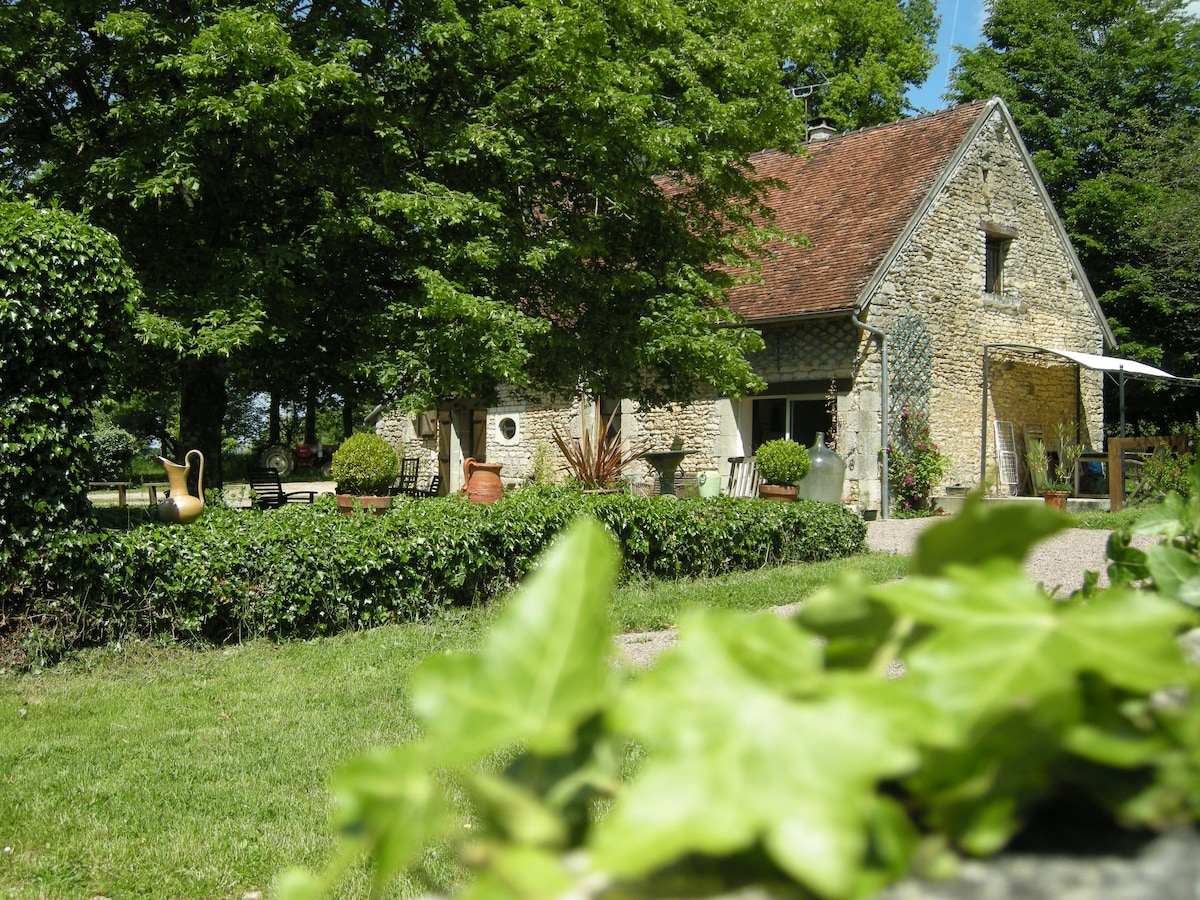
<box><xmin>758</xmin><ymin>483</ymin><xmax>799</xmax><ymax>502</ymax></box>
<box><xmin>336</xmin><ymin>494</ymin><xmax>392</xmax><ymax>515</ymax></box>
<box><xmin>1042</xmin><ymin>490</ymin><xmax>1069</xmax><ymax>511</ymax></box>
<box><xmin>463</xmin><ymin>458</ymin><xmax>504</xmax><ymax>504</ymax></box>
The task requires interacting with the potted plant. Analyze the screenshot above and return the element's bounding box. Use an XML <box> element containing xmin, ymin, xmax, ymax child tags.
<box><xmin>754</xmin><ymin>439</ymin><xmax>811</xmax><ymax>501</ymax></box>
<box><xmin>330</xmin><ymin>432</ymin><xmax>400</xmax><ymax>514</ymax></box>
<box><xmin>1025</xmin><ymin>425</ymin><xmax>1082</xmax><ymax>510</ymax></box>
<box><xmin>551</xmin><ymin>407</ymin><xmax>647</xmax><ymax>491</ymax></box>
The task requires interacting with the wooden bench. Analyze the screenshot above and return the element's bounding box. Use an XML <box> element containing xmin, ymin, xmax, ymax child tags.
<box><xmin>246</xmin><ymin>467</ymin><xmax>318</xmax><ymax>509</ymax></box>
<box><xmin>89</xmin><ymin>481</ymin><xmax>132</xmax><ymax>507</ymax></box>
<box><xmin>145</xmin><ymin>482</ymin><xmax>171</xmax><ymax>506</ymax></box>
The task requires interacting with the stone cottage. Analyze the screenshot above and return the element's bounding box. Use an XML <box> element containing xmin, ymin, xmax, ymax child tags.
<box><xmin>377</xmin><ymin>97</ymin><xmax>1114</xmax><ymax>513</ymax></box>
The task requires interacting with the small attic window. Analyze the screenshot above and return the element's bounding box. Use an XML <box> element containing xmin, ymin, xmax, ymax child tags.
<box><xmin>985</xmin><ymin>233</ymin><xmax>1012</xmax><ymax>295</ymax></box>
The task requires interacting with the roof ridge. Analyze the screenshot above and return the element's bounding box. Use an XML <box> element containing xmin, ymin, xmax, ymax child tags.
<box><xmin>751</xmin><ymin>97</ymin><xmax>995</xmax><ymax>161</ymax></box>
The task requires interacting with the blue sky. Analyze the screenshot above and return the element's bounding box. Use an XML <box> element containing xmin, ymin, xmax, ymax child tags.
<box><xmin>908</xmin><ymin>0</ymin><xmax>988</xmax><ymax>114</ymax></box>
<box><xmin>907</xmin><ymin>0</ymin><xmax>1200</xmax><ymax>113</ymax></box>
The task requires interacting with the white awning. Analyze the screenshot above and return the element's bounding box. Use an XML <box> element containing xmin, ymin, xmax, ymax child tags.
<box><xmin>979</xmin><ymin>344</ymin><xmax>1192</xmax><ymax>487</ymax></box>
<box><xmin>1040</xmin><ymin>348</ymin><xmax>1178</xmax><ymax>380</ymax></box>
<box><xmin>987</xmin><ymin>344</ymin><xmax>1179</xmax><ymax>380</ymax></box>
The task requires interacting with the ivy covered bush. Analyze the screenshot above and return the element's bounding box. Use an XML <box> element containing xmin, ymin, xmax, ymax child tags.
<box><xmin>7</xmin><ymin>488</ymin><xmax>865</xmax><ymax>666</ymax></box>
<box><xmin>0</xmin><ymin>201</ymin><xmax>138</xmax><ymax>571</ymax></box>
<box><xmin>87</xmin><ymin>417</ymin><xmax>141</xmax><ymax>481</ymax></box>
<box><xmin>282</xmin><ymin>480</ymin><xmax>1200</xmax><ymax>900</ymax></box>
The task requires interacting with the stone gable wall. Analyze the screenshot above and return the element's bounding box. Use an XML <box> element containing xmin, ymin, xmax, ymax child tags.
<box><xmin>863</xmin><ymin>108</ymin><xmax>1105</xmax><ymax>491</ymax></box>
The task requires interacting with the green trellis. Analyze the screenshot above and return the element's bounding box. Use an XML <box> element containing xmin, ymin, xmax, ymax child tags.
<box><xmin>888</xmin><ymin>315</ymin><xmax>933</xmax><ymax>451</ymax></box>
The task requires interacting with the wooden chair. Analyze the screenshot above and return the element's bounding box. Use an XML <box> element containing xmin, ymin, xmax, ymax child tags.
<box><xmin>415</xmin><ymin>474</ymin><xmax>442</xmax><ymax>498</ymax></box>
<box><xmin>247</xmin><ymin>467</ymin><xmax>318</xmax><ymax>509</ymax></box>
<box><xmin>725</xmin><ymin>457</ymin><xmax>762</xmax><ymax>498</ymax></box>
<box><xmin>390</xmin><ymin>458</ymin><xmax>421</xmax><ymax>496</ymax></box>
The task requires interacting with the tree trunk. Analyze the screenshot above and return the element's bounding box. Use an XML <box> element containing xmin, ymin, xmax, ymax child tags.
<box><xmin>178</xmin><ymin>358</ymin><xmax>227</xmax><ymax>491</ymax></box>
<box><xmin>269</xmin><ymin>389</ymin><xmax>281</xmax><ymax>445</ymax></box>
<box><xmin>304</xmin><ymin>380</ymin><xmax>317</xmax><ymax>444</ymax></box>
<box><xmin>342</xmin><ymin>387</ymin><xmax>355</xmax><ymax>438</ymax></box>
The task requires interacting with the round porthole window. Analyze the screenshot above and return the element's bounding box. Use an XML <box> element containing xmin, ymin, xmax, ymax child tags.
<box><xmin>498</xmin><ymin>415</ymin><xmax>519</xmax><ymax>443</ymax></box>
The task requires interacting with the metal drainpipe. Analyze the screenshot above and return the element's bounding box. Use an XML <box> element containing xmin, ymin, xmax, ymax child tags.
<box><xmin>851</xmin><ymin>311</ymin><xmax>890</xmax><ymax>520</ymax></box>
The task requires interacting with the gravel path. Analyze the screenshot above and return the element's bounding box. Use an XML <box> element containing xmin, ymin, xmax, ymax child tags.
<box><xmin>861</xmin><ymin>515</ymin><xmax>1141</xmax><ymax>592</ymax></box>
<box><xmin>614</xmin><ymin>517</ymin><xmax>1151</xmax><ymax>668</ymax></box>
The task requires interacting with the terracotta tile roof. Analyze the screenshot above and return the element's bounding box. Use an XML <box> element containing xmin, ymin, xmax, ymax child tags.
<box><xmin>728</xmin><ymin>99</ymin><xmax>991</xmax><ymax>321</ymax></box>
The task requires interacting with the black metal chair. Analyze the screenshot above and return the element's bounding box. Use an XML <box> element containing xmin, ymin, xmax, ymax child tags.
<box><xmin>246</xmin><ymin>467</ymin><xmax>318</xmax><ymax>509</ymax></box>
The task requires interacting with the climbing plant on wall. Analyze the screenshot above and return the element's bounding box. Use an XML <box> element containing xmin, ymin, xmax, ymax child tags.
<box><xmin>888</xmin><ymin>314</ymin><xmax>934</xmax><ymax>450</ymax></box>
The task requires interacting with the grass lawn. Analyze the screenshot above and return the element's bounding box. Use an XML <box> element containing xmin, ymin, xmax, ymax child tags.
<box><xmin>0</xmin><ymin>551</ymin><xmax>908</xmax><ymax>899</ymax></box>
<box><xmin>1070</xmin><ymin>503</ymin><xmax>1147</xmax><ymax>531</ymax></box>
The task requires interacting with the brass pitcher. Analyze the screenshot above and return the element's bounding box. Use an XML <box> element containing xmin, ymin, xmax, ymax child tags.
<box><xmin>156</xmin><ymin>449</ymin><xmax>205</xmax><ymax>524</ymax></box>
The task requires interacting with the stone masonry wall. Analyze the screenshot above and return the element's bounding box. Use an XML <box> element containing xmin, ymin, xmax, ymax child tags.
<box><xmin>860</xmin><ymin>107</ymin><xmax>1105</xmax><ymax>494</ymax></box>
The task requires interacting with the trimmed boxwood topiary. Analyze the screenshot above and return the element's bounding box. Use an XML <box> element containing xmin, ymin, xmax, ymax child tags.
<box><xmin>755</xmin><ymin>439</ymin><xmax>811</xmax><ymax>485</ymax></box>
<box><xmin>330</xmin><ymin>433</ymin><xmax>400</xmax><ymax>495</ymax></box>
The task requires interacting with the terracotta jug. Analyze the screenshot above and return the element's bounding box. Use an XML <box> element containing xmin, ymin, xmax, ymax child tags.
<box><xmin>156</xmin><ymin>449</ymin><xmax>206</xmax><ymax>524</ymax></box>
<box><xmin>463</xmin><ymin>457</ymin><xmax>503</xmax><ymax>504</ymax></box>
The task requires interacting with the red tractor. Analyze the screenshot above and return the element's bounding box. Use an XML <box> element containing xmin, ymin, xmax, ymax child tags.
<box><xmin>258</xmin><ymin>442</ymin><xmax>339</xmax><ymax>477</ymax></box>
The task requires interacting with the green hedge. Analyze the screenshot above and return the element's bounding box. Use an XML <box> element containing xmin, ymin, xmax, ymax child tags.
<box><xmin>0</xmin><ymin>201</ymin><xmax>138</xmax><ymax>571</ymax></box>
<box><xmin>5</xmin><ymin>489</ymin><xmax>865</xmax><ymax>664</ymax></box>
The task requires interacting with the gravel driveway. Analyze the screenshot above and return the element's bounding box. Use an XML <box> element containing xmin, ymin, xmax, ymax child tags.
<box><xmin>615</xmin><ymin>516</ymin><xmax>1152</xmax><ymax>668</ymax></box>
<box><xmin>863</xmin><ymin>515</ymin><xmax>1144</xmax><ymax>593</ymax></box>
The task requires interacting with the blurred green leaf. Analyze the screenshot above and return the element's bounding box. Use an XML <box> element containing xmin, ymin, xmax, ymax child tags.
<box><xmin>911</xmin><ymin>494</ymin><xmax>1069</xmax><ymax>576</ymax></box>
<box><xmin>410</xmin><ymin>519</ymin><xmax>620</xmax><ymax>762</ymax></box>
<box><xmin>595</xmin><ymin>610</ymin><xmax>921</xmax><ymax>897</ymax></box>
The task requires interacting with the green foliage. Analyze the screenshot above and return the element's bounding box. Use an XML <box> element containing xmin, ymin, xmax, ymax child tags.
<box><xmin>0</xmin><ymin>200</ymin><xmax>138</xmax><ymax>572</ymax></box>
<box><xmin>1025</xmin><ymin>437</ymin><xmax>1053</xmax><ymax>492</ymax></box>
<box><xmin>888</xmin><ymin>407</ymin><xmax>949</xmax><ymax>514</ymax></box>
<box><xmin>754</xmin><ymin>439</ymin><xmax>811</xmax><ymax>485</ymax></box>
<box><xmin>1025</xmin><ymin>428</ymin><xmax>1082</xmax><ymax>494</ymax></box>
<box><xmin>0</xmin><ymin>0</ymin><xmax>937</xmax><ymax>468</ymax></box>
<box><xmin>329</xmin><ymin>433</ymin><xmax>399</xmax><ymax>495</ymax></box>
<box><xmin>282</xmin><ymin>497</ymin><xmax>1200</xmax><ymax>899</ymax></box>
<box><xmin>4</xmin><ymin>490</ymin><xmax>864</xmax><ymax>667</ymax></box>
<box><xmin>1136</xmin><ymin>435</ymin><xmax>1199</xmax><ymax>502</ymax></box>
<box><xmin>1108</xmin><ymin>455</ymin><xmax>1200</xmax><ymax>601</ymax></box>
<box><xmin>87</xmin><ymin>418</ymin><xmax>141</xmax><ymax>482</ymax></box>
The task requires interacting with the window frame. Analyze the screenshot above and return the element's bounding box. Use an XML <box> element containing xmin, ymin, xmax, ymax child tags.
<box><xmin>985</xmin><ymin>233</ymin><xmax>1011</xmax><ymax>295</ymax></box>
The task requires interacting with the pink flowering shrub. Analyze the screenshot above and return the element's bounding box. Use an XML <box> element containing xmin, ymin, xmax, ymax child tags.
<box><xmin>887</xmin><ymin>407</ymin><xmax>949</xmax><ymax>515</ymax></box>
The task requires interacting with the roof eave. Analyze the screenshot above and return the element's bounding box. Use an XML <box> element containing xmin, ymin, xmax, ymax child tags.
<box><xmin>745</xmin><ymin>308</ymin><xmax>857</xmax><ymax>327</ymax></box>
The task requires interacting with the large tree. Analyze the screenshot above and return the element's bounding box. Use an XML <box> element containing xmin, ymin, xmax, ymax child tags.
<box><xmin>946</xmin><ymin>0</ymin><xmax>1200</xmax><ymax>428</ymax></box>
<box><xmin>1</xmin><ymin>0</ymin><xmax>937</xmax><ymax>482</ymax></box>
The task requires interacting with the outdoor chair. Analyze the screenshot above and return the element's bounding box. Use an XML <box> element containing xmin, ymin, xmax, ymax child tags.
<box><xmin>415</xmin><ymin>473</ymin><xmax>442</xmax><ymax>498</ymax></box>
<box><xmin>390</xmin><ymin>458</ymin><xmax>421</xmax><ymax>496</ymax></box>
<box><xmin>247</xmin><ymin>467</ymin><xmax>318</xmax><ymax>509</ymax></box>
<box><xmin>725</xmin><ymin>457</ymin><xmax>762</xmax><ymax>498</ymax></box>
